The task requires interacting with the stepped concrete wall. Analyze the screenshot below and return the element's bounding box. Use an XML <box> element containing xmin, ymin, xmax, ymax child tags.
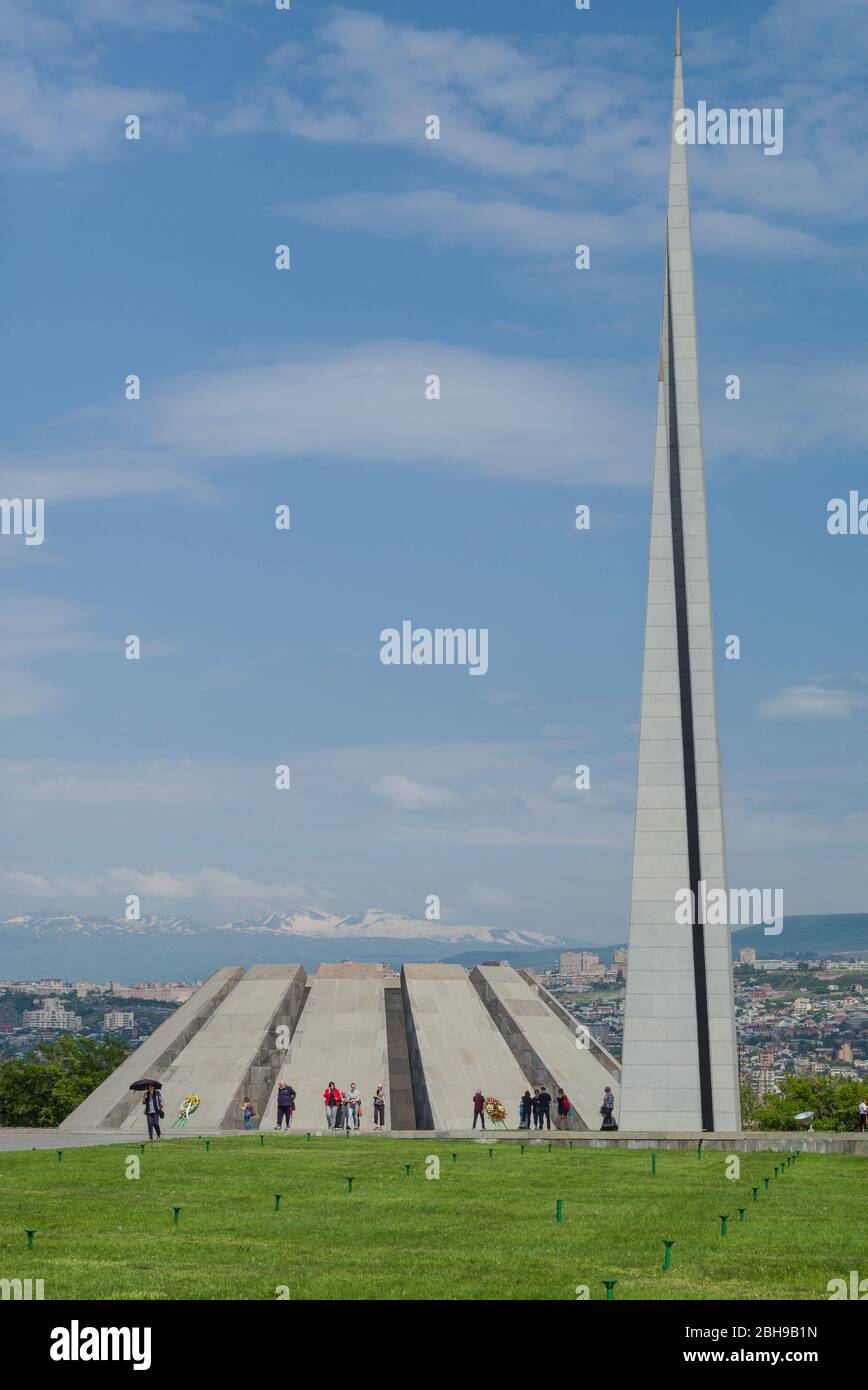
<box><xmin>59</xmin><ymin>967</ymin><xmax>244</xmax><ymax>1132</ymax></box>
<box><xmin>471</xmin><ymin>965</ymin><xmax>620</xmax><ymax>1130</ymax></box>
<box><xmin>61</xmin><ymin>960</ymin><xmax>619</xmax><ymax>1137</ymax></box>
<box><xmin>122</xmin><ymin>964</ymin><xmax>306</xmax><ymax>1132</ymax></box>
<box><xmin>401</xmin><ymin>964</ymin><xmax>530</xmax><ymax>1129</ymax></box>
<box><xmin>260</xmin><ymin>964</ymin><xmax>390</xmax><ymax>1132</ymax></box>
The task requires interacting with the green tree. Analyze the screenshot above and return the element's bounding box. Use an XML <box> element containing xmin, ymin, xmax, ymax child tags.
<box><xmin>0</xmin><ymin>1034</ymin><xmax>130</xmax><ymax>1127</ymax></box>
<box><xmin>739</xmin><ymin>1083</ymin><xmax>759</xmax><ymax>1129</ymax></box>
<box><xmin>752</xmin><ymin>1074</ymin><xmax>868</xmax><ymax>1132</ymax></box>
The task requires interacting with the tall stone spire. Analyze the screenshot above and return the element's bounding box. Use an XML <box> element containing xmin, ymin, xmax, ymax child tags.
<box><xmin>619</xmin><ymin>12</ymin><xmax>740</xmax><ymax>1133</ymax></box>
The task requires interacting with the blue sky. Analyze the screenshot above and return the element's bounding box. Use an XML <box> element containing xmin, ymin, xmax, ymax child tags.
<box><xmin>0</xmin><ymin>0</ymin><xmax>866</xmax><ymax>939</ymax></box>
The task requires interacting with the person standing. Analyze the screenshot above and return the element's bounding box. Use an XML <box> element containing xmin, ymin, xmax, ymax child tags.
<box><xmin>859</xmin><ymin>1098</ymin><xmax>867</xmax><ymax>1133</ymax></box>
<box><xmin>275</xmin><ymin>1079</ymin><xmax>295</xmax><ymax>1130</ymax></box>
<box><xmin>347</xmin><ymin>1081</ymin><xmax>362</xmax><ymax>1130</ymax></box>
<box><xmin>531</xmin><ymin>1087</ymin><xmax>542</xmax><ymax>1130</ymax></box>
<box><xmin>142</xmin><ymin>1085</ymin><xmax>163</xmax><ymax>1141</ymax></box>
<box><xmin>538</xmin><ymin>1086</ymin><xmax>552</xmax><ymax>1131</ymax></box>
<box><xmin>373</xmin><ymin>1084</ymin><xmax>386</xmax><ymax>1132</ymax></box>
<box><xmin>472</xmin><ymin>1089</ymin><xmax>486</xmax><ymax>1130</ymax></box>
<box><xmin>241</xmin><ymin>1097</ymin><xmax>256</xmax><ymax>1130</ymax></box>
<box><xmin>520</xmin><ymin>1090</ymin><xmax>532</xmax><ymax>1129</ymax></box>
<box><xmin>324</xmin><ymin>1081</ymin><xmax>339</xmax><ymax>1129</ymax></box>
<box><xmin>555</xmin><ymin>1088</ymin><xmax>572</xmax><ymax>1130</ymax></box>
<box><xmin>600</xmin><ymin>1085</ymin><xmax>616</xmax><ymax>1131</ymax></box>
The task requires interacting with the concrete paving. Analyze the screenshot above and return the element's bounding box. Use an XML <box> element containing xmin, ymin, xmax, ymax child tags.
<box><xmin>3</xmin><ymin>1128</ymin><xmax>865</xmax><ymax>1155</ymax></box>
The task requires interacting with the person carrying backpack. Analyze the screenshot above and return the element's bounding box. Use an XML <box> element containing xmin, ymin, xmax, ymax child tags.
<box><xmin>556</xmin><ymin>1088</ymin><xmax>572</xmax><ymax>1130</ymax></box>
<box><xmin>242</xmin><ymin>1097</ymin><xmax>256</xmax><ymax>1130</ymax></box>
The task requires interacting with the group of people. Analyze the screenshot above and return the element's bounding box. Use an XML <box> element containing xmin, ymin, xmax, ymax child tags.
<box><xmin>471</xmin><ymin>1084</ymin><xmax>618</xmax><ymax>1131</ymax></box>
<box><xmin>323</xmin><ymin>1082</ymin><xmax>387</xmax><ymax>1132</ymax></box>
<box><xmin>245</xmin><ymin>1079</ymin><xmax>389</xmax><ymax>1131</ymax></box>
<box><xmin>144</xmin><ymin>1074</ymin><xmax>622</xmax><ymax>1139</ymax></box>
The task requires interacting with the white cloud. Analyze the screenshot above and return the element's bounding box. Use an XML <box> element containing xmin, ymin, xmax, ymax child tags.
<box><xmin>216</xmin><ymin>4</ymin><xmax>868</xmax><ymax>235</ymax></box>
<box><xmin>144</xmin><ymin>339</ymin><xmax>649</xmax><ymax>486</ymax></box>
<box><xmin>0</xmin><ymin>64</ymin><xmax>188</xmax><ymax>167</ymax></box>
<box><xmin>757</xmin><ymin>685</ymin><xmax>868</xmax><ymax>721</ymax></box>
<box><xmin>370</xmin><ymin>774</ymin><xmax>458</xmax><ymax>812</ymax></box>
<box><xmin>693</xmin><ymin>210</ymin><xmax>823</xmax><ymax>258</ymax></box>
<box><xmin>293</xmin><ymin>189</ymin><xmax>660</xmax><ymax>256</ymax></box>
<box><xmin>0</xmin><ymin>0</ymin><xmax>196</xmax><ymax>167</ymax></box>
<box><xmin>8</xmin><ymin>341</ymin><xmax>868</xmax><ymax>501</ymax></box>
<box><xmin>0</xmin><ymin>864</ymin><xmax>317</xmax><ymax>903</ymax></box>
<box><xmin>296</xmin><ymin>190</ymin><xmax>822</xmax><ymax>263</ymax></box>
<box><xmin>215</xmin><ymin>7</ymin><xmax>626</xmax><ymax>180</ymax></box>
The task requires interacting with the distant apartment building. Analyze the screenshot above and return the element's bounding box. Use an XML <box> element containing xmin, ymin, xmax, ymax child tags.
<box><xmin>836</xmin><ymin>1043</ymin><xmax>853</xmax><ymax>1063</ymax></box>
<box><xmin>739</xmin><ymin>947</ymin><xmax>757</xmax><ymax>964</ymax></box>
<box><xmin>793</xmin><ymin>997</ymin><xmax>812</xmax><ymax>1017</ymax></box>
<box><xmin>103</xmin><ymin>1011</ymin><xmax>134</xmax><ymax>1032</ymax></box>
<box><xmin>114</xmin><ymin>982</ymin><xmax>194</xmax><ymax>1003</ymax></box>
<box><xmin>755</xmin><ymin>1067</ymin><xmax>778</xmax><ymax>1098</ymax></box>
<box><xmin>23</xmin><ymin>998</ymin><xmax>82</xmax><ymax>1031</ymax></box>
<box><xmin>2</xmin><ymin>978</ymin><xmax>69</xmax><ymax>995</ymax></box>
<box><xmin>613</xmin><ymin>948</ymin><xmax>627</xmax><ymax>967</ymax></box>
<box><xmin>559</xmin><ymin>952</ymin><xmax>606</xmax><ymax>983</ymax></box>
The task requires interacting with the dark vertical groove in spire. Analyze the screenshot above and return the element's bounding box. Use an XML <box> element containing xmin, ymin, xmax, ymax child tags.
<box><xmin>665</xmin><ymin>247</ymin><xmax>714</xmax><ymax>1133</ymax></box>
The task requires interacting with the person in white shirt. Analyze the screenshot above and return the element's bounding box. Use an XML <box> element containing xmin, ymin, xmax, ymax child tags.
<box><xmin>859</xmin><ymin>1098</ymin><xmax>867</xmax><ymax>1133</ymax></box>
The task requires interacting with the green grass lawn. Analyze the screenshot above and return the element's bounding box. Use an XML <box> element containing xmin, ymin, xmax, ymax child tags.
<box><xmin>0</xmin><ymin>1135</ymin><xmax>864</xmax><ymax>1300</ymax></box>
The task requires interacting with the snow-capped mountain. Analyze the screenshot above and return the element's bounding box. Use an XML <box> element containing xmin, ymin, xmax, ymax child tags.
<box><xmin>0</xmin><ymin>910</ymin><xmax>566</xmax><ymax>981</ymax></box>
<box><xmin>223</xmin><ymin>908</ymin><xmax>561</xmax><ymax>947</ymax></box>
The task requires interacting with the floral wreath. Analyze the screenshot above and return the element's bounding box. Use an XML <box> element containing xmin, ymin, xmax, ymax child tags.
<box><xmin>178</xmin><ymin>1093</ymin><xmax>200</xmax><ymax>1119</ymax></box>
<box><xmin>484</xmin><ymin>1097</ymin><xmax>506</xmax><ymax>1122</ymax></box>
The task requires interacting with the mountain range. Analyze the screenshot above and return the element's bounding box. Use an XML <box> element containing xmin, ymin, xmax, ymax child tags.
<box><xmin>0</xmin><ymin>909</ymin><xmax>565</xmax><ymax>981</ymax></box>
<box><xmin>0</xmin><ymin>910</ymin><xmax>866</xmax><ymax>984</ymax></box>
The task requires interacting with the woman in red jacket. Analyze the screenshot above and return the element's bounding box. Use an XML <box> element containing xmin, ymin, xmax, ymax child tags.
<box><xmin>323</xmin><ymin>1081</ymin><xmax>341</xmax><ymax>1130</ymax></box>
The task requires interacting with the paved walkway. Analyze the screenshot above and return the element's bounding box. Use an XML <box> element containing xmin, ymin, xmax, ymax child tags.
<box><xmin>2</xmin><ymin>1127</ymin><xmax>866</xmax><ymax>1155</ymax></box>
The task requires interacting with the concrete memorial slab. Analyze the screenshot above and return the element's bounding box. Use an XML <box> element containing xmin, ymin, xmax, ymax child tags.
<box><xmin>471</xmin><ymin>964</ymin><xmax>620</xmax><ymax>1129</ymax></box>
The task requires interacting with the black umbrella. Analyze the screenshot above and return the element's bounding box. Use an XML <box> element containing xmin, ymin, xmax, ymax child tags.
<box><xmin>130</xmin><ymin>1079</ymin><xmax>162</xmax><ymax>1090</ymax></box>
